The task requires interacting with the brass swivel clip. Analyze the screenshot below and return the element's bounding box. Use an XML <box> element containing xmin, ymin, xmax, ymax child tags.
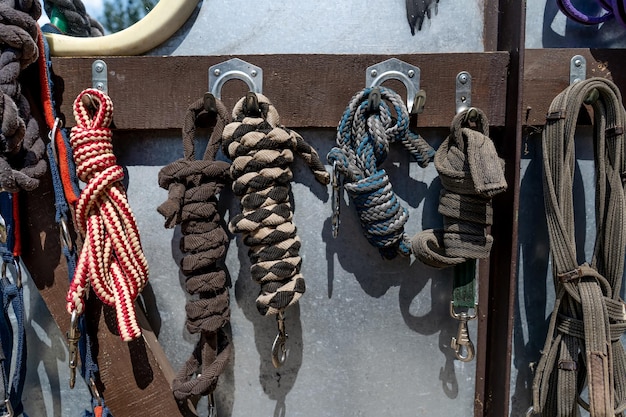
<box><xmin>271</xmin><ymin>311</ymin><xmax>288</xmax><ymax>368</ymax></box>
<box><xmin>331</xmin><ymin>161</ymin><xmax>341</xmax><ymax>238</ymax></box>
<box><xmin>449</xmin><ymin>302</ymin><xmax>477</xmax><ymax>362</ymax></box>
<box><xmin>1</xmin><ymin>398</ymin><xmax>13</xmax><ymax>417</ymax></box>
<box><xmin>67</xmin><ymin>310</ymin><xmax>81</xmax><ymax>388</ymax></box>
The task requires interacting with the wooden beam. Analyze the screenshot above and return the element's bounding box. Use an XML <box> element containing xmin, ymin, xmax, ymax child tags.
<box><xmin>50</xmin><ymin>53</ymin><xmax>509</xmax><ymax>129</ymax></box>
<box><xmin>523</xmin><ymin>48</ymin><xmax>623</xmax><ymax>126</ymax></box>
<box><xmin>19</xmin><ymin>172</ymin><xmax>189</xmax><ymax>417</ymax></box>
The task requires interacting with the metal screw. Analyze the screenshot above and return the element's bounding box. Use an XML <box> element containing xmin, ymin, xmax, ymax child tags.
<box><xmin>370</xmin><ymin>69</ymin><xmax>378</xmax><ymax>77</ymax></box>
<box><xmin>574</xmin><ymin>59</ymin><xmax>582</xmax><ymax>67</ymax></box>
<box><xmin>573</xmin><ymin>78</ymin><xmax>581</xmax><ymax>84</ymax></box>
<box><xmin>213</xmin><ymin>69</ymin><xmax>221</xmax><ymax>76</ymax></box>
<box><xmin>94</xmin><ymin>62</ymin><xmax>104</xmax><ymax>73</ymax></box>
<box><xmin>95</xmin><ymin>82</ymin><xmax>105</xmax><ymax>91</ymax></box>
<box><xmin>459</xmin><ymin>73</ymin><xmax>468</xmax><ymax>84</ymax></box>
<box><xmin>408</xmin><ymin>70</ymin><xmax>415</xmax><ymax>78</ymax></box>
<box><xmin>461</xmin><ymin>96</ymin><xmax>467</xmax><ymax>103</ymax></box>
<box><xmin>251</xmin><ymin>70</ymin><xmax>257</xmax><ymax>77</ymax></box>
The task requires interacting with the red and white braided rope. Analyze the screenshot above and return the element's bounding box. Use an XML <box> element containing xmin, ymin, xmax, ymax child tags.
<box><xmin>66</xmin><ymin>88</ymin><xmax>149</xmax><ymax>342</ymax></box>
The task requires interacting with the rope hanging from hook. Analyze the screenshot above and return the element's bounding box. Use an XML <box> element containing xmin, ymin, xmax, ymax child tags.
<box><xmin>327</xmin><ymin>86</ymin><xmax>435</xmax><ymax>259</ymax></box>
<box><xmin>0</xmin><ymin>1</ymin><xmax>48</xmax><ymax>192</ymax></box>
<box><xmin>42</xmin><ymin>0</ymin><xmax>104</xmax><ymax>36</ymax></box>
<box><xmin>67</xmin><ymin>88</ymin><xmax>149</xmax><ymax>342</ymax></box>
<box><xmin>157</xmin><ymin>94</ymin><xmax>232</xmax><ymax>402</ymax></box>
<box><xmin>222</xmin><ymin>92</ymin><xmax>329</xmax><ymax>350</ymax></box>
<box><xmin>412</xmin><ymin>108</ymin><xmax>507</xmax><ymax>268</ymax></box>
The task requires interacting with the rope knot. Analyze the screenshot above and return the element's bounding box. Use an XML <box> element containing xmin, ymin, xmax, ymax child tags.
<box><xmin>223</xmin><ymin>93</ymin><xmax>328</xmax><ymax>316</ymax></box>
<box><xmin>67</xmin><ymin>88</ymin><xmax>148</xmax><ymax>342</ymax></box>
<box><xmin>328</xmin><ymin>86</ymin><xmax>433</xmax><ymax>258</ymax></box>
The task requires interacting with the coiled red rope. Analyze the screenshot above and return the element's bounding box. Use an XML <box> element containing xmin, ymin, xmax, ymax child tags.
<box><xmin>66</xmin><ymin>88</ymin><xmax>149</xmax><ymax>342</ymax></box>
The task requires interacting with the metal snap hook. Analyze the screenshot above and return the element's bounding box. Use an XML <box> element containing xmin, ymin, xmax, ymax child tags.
<box><xmin>1</xmin><ymin>398</ymin><xmax>13</xmax><ymax>417</ymax></box>
<box><xmin>271</xmin><ymin>311</ymin><xmax>288</xmax><ymax>368</ymax></box>
<box><xmin>67</xmin><ymin>310</ymin><xmax>81</xmax><ymax>389</ymax></box>
<box><xmin>331</xmin><ymin>161</ymin><xmax>341</xmax><ymax>238</ymax></box>
<box><xmin>449</xmin><ymin>301</ymin><xmax>477</xmax><ymax>362</ymax></box>
<box><xmin>208</xmin><ymin>392</ymin><xmax>217</xmax><ymax>417</ymax></box>
<box><xmin>2</xmin><ymin>258</ymin><xmax>22</xmax><ymax>289</ymax></box>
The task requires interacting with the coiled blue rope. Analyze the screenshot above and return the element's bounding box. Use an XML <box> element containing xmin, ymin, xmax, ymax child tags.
<box><xmin>327</xmin><ymin>86</ymin><xmax>435</xmax><ymax>259</ymax></box>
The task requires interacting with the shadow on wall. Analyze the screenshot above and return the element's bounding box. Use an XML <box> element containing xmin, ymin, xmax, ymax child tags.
<box><xmin>542</xmin><ymin>0</ymin><xmax>626</xmax><ymax>47</ymax></box>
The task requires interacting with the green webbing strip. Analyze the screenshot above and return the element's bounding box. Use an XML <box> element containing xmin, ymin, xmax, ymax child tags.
<box><xmin>50</xmin><ymin>5</ymin><xmax>69</xmax><ymax>34</ymax></box>
<box><xmin>452</xmin><ymin>259</ymin><xmax>476</xmax><ymax>309</ymax></box>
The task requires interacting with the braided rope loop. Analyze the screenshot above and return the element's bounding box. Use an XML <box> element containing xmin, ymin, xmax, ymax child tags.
<box><xmin>223</xmin><ymin>93</ymin><xmax>329</xmax><ymax>316</ymax></box>
<box><xmin>158</xmin><ymin>96</ymin><xmax>232</xmax><ymax>401</ymax></box>
<box><xmin>43</xmin><ymin>0</ymin><xmax>104</xmax><ymax>36</ymax></box>
<box><xmin>327</xmin><ymin>86</ymin><xmax>435</xmax><ymax>259</ymax></box>
<box><xmin>67</xmin><ymin>88</ymin><xmax>148</xmax><ymax>342</ymax></box>
<box><xmin>0</xmin><ymin>2</ymin><xmax>48</xmax><ymax>192</ymax></box>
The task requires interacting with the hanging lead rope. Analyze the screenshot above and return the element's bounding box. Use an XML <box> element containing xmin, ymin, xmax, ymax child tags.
<box><xmin>42</xmin><ymin>0</ymin><xmax>104</xmax><ymax>36</ymax></box>
<box><xmin>0</xmin><ymin>1</ymin><xmax>48</xmax><ymax>192</ymax></box>
<box><xmin>158</xmin><ymin>94</ymin><xmax>232</xmax><ymax>406</ymax></box>
<box><xmin>67</xmin><ymin>88</ymin><xmax>149</xmax><ymax>342</ymax></box>
<box><xmin>406</xmin><ymin>0</ymin><xmax>439</xmax><ymax>34</ymax></box>
<box><xmin>412</xmin><ymin>108</ymin><xmax>507</xmax><ymax>267</ymax></box>
<box><xmin>36</xmin><ymin>32</ymin><xmax>113</xmax><ymax>416</ymax></box>
<box><xmin>222</xmin><ymin>93</ymin><xmax>329</xmax><ymax>367</ymax></box>
<box><xmin>327</xmin><ymin>86</ymin><xmax>435</xmax><ymax>259</ymax></box>
<box><xmin>531</xmin><ymin>77</ymin><xmax>626</xmax><ymax>416</ymax></box>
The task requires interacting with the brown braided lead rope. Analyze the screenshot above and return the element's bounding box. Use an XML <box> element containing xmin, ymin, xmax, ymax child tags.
<box><xmin>222</xmin><ymin>93</ymin><xmax>329</xmax><ymax>367</ymax></box>
<box><xmin>157</xmin><ymin>94</ymin><xmax>232</xmax><ymax>407</ymax></box>
<box><xmin>412</xmin><ymin>108</ymin><xmax>507</xmax><ymax>268</ymax></box>
<box><xmin>0</xmin><ymin>1</ymin><xmax>47</xmax><ymax>191</ymax></box>
<box><xmin>531</xmin><ymin>77</ymin><xmax>626</xmax><ymax>417</ymax></box>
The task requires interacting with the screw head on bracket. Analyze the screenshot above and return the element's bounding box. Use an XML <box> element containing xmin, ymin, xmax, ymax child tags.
<box><xmin>458</xmin><ymin>73</ymin><xmax>468</xmax><ymax>84</ymax></box>
<box><xmin>370</xmin><ymin>69</ymin><xmax>378</xmax><ymax>77</ymax></box>
<box><xmin>95</xmin><ymin>63</ymin><xmax>104</xmax><ymax>73</ymax></box>
<box><xmin>574</xmin><ymin>59</ymin><xmax>582</xmax><ymax>67</ymax></box>
<box><xmin>213</xmin><ymin>69</ymin><xmax>221</xmax><ymax>76</ymax></box>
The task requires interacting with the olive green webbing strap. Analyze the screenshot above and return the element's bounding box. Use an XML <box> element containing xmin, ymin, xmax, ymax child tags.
<box><xmin>453</xmin><ymin>260</ymin><xmax>475</xmax><ymax>309</ymax></box>
<box><xmin>532</xmin><ymin>77</ymin><xmax>626</xmax><ymax>417</ymax></box>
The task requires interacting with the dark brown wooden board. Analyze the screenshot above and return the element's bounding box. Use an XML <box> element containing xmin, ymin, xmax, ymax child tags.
<box><xmin>50</xmin><ymin>53</ymin><xmax>510</xmax><ymax>129</ymax></box>
<box><xmin>20</xmin><ymin>171</ymin><xmax>187</xmax><ymax>416</ymax></box>
<box><xmin>524</xmin><ymin>48</ymin><xmax>621</xmax><ymax>126</ymax></box>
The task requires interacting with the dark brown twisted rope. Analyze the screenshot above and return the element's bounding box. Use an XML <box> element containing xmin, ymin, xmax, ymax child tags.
<box><xmin>158</xmin><ymin>95</ymin><xmax>232</xmax><ymax>401</ymax></box>
<box><xmin>0</xmin><ymin>1</ymin><xmax>47</xmax><ymax>191</ymax></box>
<box><xmin>222</xmin><ymin>93</ymin><xmax>329</xmax><ymax>317</ymax></box>
<box><xmin>412</xmin><ymin>108</ymin><xmax>507</xmax><ymax>268</ymax></box>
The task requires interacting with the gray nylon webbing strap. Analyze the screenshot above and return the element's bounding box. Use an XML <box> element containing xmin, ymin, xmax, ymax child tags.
<box><xmin>532</xmin><ymin>77</ymin><xmax>626</xmax><ymax>417</ymax></box>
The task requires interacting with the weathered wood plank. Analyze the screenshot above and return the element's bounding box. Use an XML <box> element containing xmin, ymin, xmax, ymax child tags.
<box><xmin>524</xmin><ymin>48</ymin><xmax>620</xmax><ymax>126</ymax></box>
<box><xmin>20</xmin><ymin>171</ymin><xmax>188</xmax><ymax>417</ymax></box>
<box><xmin>50</xmin><ymin>53</ymin><xmax>509</xmax><ymax>129</ymax></box>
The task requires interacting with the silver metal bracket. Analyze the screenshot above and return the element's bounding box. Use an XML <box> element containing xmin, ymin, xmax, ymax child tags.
<box><xmin>365</xmin><ymin>58</ymin><xmax>421</xmax><ymax>113</ymax></box>
<box><xmin>92</xmin><ymin>59</ymin><xmax>107</xmax><ymax>93</ymax></box>
<box><xmin>455</xmin><ymin>71</ymin><xmax>472</xmax><ymax>114</ymax></box>
<box><xmin>208</xmin><ymin>58</ymin><xmax>263</xmax><ymax>99</ymax></box>
<box><xmin>570</xmin><ymin>55</ymin><xmax>586</xmax><ymax>85</ymax></box>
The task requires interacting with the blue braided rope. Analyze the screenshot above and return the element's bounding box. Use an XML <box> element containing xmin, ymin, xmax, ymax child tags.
<box><xmin>328</xmin><ymin>87</ymin><xmax>434</xmax><ymax>259</ymax></box>
<box><xmin>41</xmin><ymin>35</ymin><xmax>113</xmax><ymax>417</ymax></box>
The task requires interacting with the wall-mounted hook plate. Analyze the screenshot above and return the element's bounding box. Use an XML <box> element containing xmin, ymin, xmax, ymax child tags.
<box><xmin>365</xmin><ymin>58</ymin><xmax>421</xmax><ymax>113</ymax></box>
<box><xmin>570</xmin><ymin>55</ymin><xmax>586</xmax><ymax>85</ymax></box>
<box><xmin>455</xmin><ymin>71</ymin><xmax>472</xmax><ymax>114</ymax></box>
<box><xmin>209</xmin><ymin>58</ymin><xmax>263</xmax><ymax>99</ymax></box>
<box><xmin>92</xmin><ymin>59</ymin><xmax>108</xmax><ymax>93</ymax></box>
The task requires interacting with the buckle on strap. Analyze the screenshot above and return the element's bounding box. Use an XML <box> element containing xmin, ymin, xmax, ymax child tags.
<box><xmin>557</xmin><ymin>263</ymin><xmax>597</xmax><ymax>283</ymax></box>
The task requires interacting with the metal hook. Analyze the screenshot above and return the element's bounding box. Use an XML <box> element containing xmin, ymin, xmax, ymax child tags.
<box><xmin>243</xmin><ymin>91</ymin><xmax>262</xmax><ymax>117</ymax></box>
<box><xmin>208</xmin><ymin>393</ymin><xmax>217</xmax><ymax>417</ymax></box>
<box><xmin>463</xmin><ymin>107</ymin><xmax>479</xmax><ymax>124</ymax></box>
<box><xmin>59</xmin><ymin>217</ymin><xmax>73</xmax><ymax>252</ymax></box>
<box><xmin>203</xmin><ymin>92</ymin><xmax>218</xmax><ymax>114</ymax></box>
<box><xmin>48</xmin><ymin>117</ymin><xmax>63</xmax><ymax>165</ymax></box>
<box><xmin>449</xmin><ymin>302</ymin><xmax>477</xmax><ymax>362</ymax></box>
<box><xmin>366</xmin><ymin>58</ymin><xmax>422</xmax><ymax>114</ymax></box>
<box><xmin>67</xmin><ymin>310</ymin><xmax>81</xmax><ymax>389</ymax></box>
<box><xmin>88</xmin><ymin>377</ymin><xmax>102</xmax><ymax>407</ymax></box>
<box><xmin>208</xmin><ymin>58</ymin><xmax>263</xmax><ymax>100</ymax></box>
<box><xmin>367</xmin><ymin>87</ymin><xmax>381</xmax><ymax>114</ymax></box>
<box><xmin>0</xmin><ymin>398</ymin><xmax>13</xmax><ymax>417</ymax></box>
<box><xmin>455</xmin><ymin>71</ymin><xmax>472</xmax><ymax>114</ymax></box>
<box><xmin>271</xmin><ymin>311</ymin><xmax>288</xmax><ymax>368</ymax></box>
<box><xmin>2</xmin><ymin>259</ymin><xmax>22</xmax><ymax>289</ymax></box>
<box><xmin>331</xmin><ymin>161</ymin><xmax>341</xmax><ymax>238</ymax></box>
